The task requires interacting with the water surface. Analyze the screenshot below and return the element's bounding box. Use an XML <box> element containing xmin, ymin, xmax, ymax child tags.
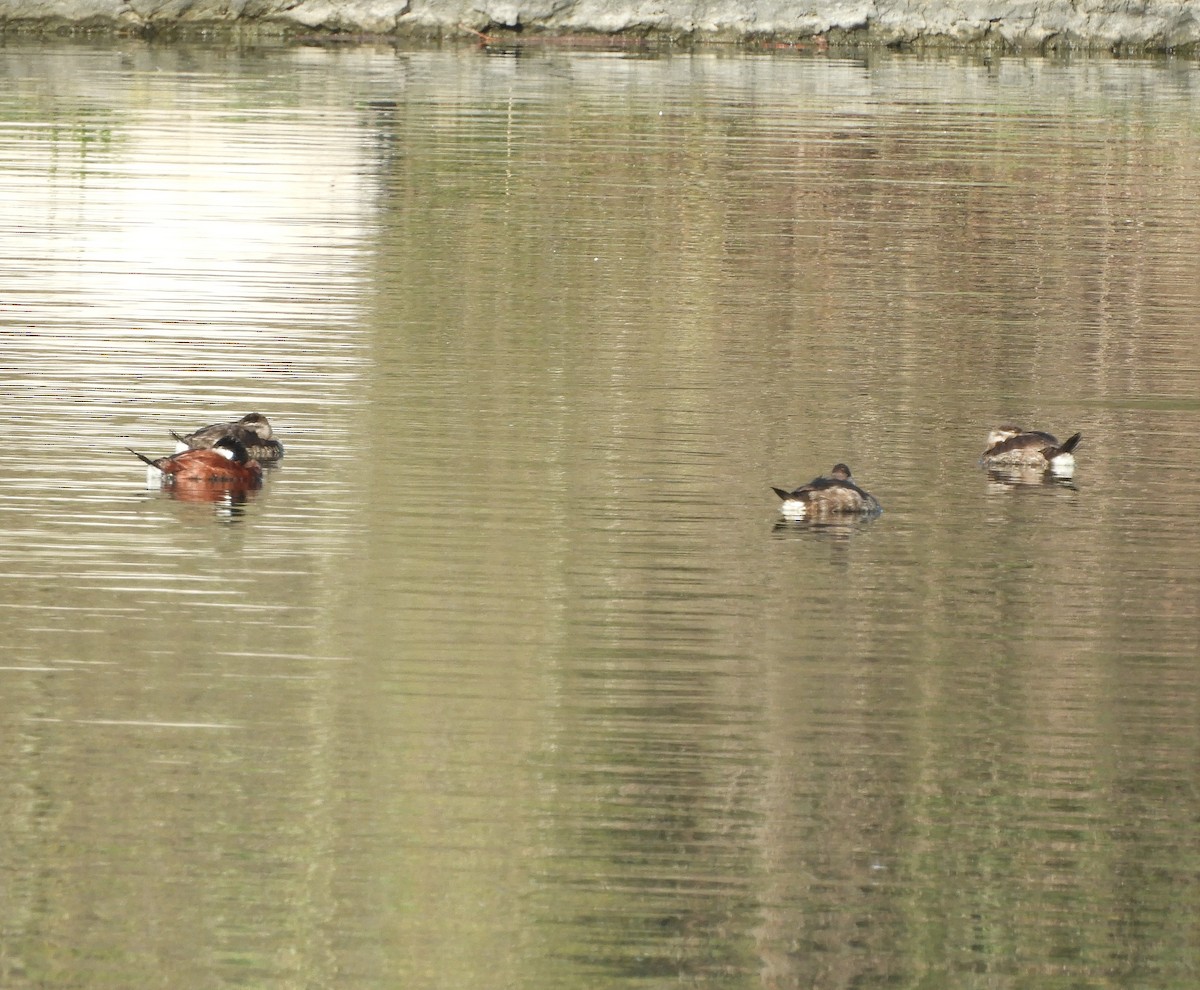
<box><xmin>1</xmin><ymin>42</ymin><xmax>1199</xmax><ymax>989</ymax></box>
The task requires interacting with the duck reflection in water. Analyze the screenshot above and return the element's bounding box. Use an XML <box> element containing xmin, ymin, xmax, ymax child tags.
<box><xmin>162</xmin><ymin>480</ymin><xmax>260</xmax><ymax>521</ymax></box>
<box><xmin>771</xmin><ymin>463</ymin><xmax>882</xmax><ymax>520</ymax></box>
<box><xmin>985</xmin><ymin>465</ymin><xmax>1079</xmax><ymax>494</ymax></box>
<box><xmin>772</xmin><ymin>511</ymin><xmax>880</xmax><ymax>539</ymax></box>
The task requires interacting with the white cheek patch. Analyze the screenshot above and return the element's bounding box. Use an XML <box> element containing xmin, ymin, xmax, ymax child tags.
<box><xmin>215</xmin><ymin>446</ymin><xmax>236</xmax><ymax>461</ymax></box>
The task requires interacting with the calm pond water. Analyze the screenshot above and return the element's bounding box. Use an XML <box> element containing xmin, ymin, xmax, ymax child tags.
<box><xmin>1</xmin><ymin>39</ymin><xmax>1199</xmax><ymax>989</ymax></box>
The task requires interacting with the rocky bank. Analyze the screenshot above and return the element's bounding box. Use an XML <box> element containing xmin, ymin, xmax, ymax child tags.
<box><xmin>1</xmin><ymin>0</ymin><xmax>1199</xmax><ymax>52</ymax></box>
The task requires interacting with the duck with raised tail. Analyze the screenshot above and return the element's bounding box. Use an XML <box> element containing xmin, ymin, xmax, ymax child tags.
<box><xmin>982</xmin><ymin>426</ymin><xmax>1081</xmax><ymax>472</ymax></box>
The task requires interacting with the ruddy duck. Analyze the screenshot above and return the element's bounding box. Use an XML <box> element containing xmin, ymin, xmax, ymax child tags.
<box><xmin>982</xmin><ymin>426</ymin><xmax>1081</xmax><ymax>471</ymax></box>
<box><xmin>772</xmin><ymin>463</ymin><xmax>881</xmax><ymax>518</ymax></box>
<box><xmin>130</xmin><ymin>435</ymin><xmax>263</xmax><ymax>486</ymax></box>
<box><xmin>172</xmin><ymin>413</ymin><xmax>284</xmax><ymax>462</ymax></box>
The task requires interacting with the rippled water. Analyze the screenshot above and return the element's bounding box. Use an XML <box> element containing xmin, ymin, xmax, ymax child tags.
<box><xmin>2</xmin><ymin>42</ymin><xmax>1199</xmax><ymax>989</ymax></box>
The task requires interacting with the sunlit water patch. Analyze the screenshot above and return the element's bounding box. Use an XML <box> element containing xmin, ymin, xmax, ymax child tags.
<box><xmin>0</xmin><ymin>46</ymin><xmax>375</xmax><ymax>606</ymax></box>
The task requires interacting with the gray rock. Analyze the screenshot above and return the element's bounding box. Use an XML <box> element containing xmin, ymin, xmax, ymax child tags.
<box><xmin>1</xmin><ymin>0</ymin><xmax>1198</xmax><ymax>51</ymax></box>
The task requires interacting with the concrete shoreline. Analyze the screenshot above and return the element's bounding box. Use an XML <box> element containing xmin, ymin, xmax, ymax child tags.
<box><xmin>2</xmin><ymin>0</ymin><xmax>1199</xmax><ymax>53</ymax></box>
